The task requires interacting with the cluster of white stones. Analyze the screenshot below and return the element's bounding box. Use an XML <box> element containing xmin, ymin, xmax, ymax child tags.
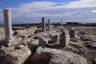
<box><xmin>28</xmin><ymin>28</ymin><xmax>71</xmax><ymax>47</ymax></box>
<box><xmin>1</xmin><ymin>8</ymin><xmax>80</xmax><ymax>47</ymax></box>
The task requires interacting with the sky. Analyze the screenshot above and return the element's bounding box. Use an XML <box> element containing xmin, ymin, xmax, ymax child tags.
<box><xmin>0</xmin><ymin>0</ymin><xmax>96</xmax><ymax>24</ymax></box>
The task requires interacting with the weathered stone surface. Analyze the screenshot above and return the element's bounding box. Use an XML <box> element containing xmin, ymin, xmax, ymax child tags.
<box><xmin>14</xmin><ymin>27</ymin><xmax>37</xmax><ymax>37</ymax></box>
<box><xmin>49</xmin><ymin>53</ymin><xmax>87</xmax><ymax>64</ymax></box>
<box><xmin>0</xmin><ymin>46</ymin><xmax>31</xmax><ymax>64</ymax></box>
<box><xmin>3</xmin><ymin>9</ymin><xmax>14</xmax><ymax>43</ymax></box>
<box><xmin>65</xmin><ymin>42</ymin><xmax>87</xmax><ymax>55</ymax></box>
<box><xmin>69</xmin><ymin>28</ymin><xmax>79</xmax><ymax>39</ymax></box>
<box><xmin>60</xmin><ymin>29</ymin><xmax>70</xmax><ymax>46</ymax></box>
<box><xmin>30</xmin><ymin>39</ymin><xmax>39</xmax><ymax>46</ymax></box>
<box><xmin>36</xmin><ymin>47</ymin><xmax>87</xmax><ymax>64</ymax></box>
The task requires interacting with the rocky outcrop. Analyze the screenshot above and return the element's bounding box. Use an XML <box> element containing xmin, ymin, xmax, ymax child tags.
<box><xmin>35</xmin><ymin>47</ymin><xmax>87</xmax><ymax>64</ymax></box>
<box><xmin>49</xmin><ymin>53</ymin><xmax>87</xmax><ymax>64</ymax></box>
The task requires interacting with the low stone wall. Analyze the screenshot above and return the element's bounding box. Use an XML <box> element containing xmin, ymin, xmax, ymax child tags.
<box><xmin>14</xmin><ymin>26</ymin><xmax>37</xmax><ymax>37</ymax></box>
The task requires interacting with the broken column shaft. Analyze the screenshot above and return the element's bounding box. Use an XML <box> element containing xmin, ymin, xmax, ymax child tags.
<box><xmin>3</xmin><ymin>9</ymin><xmax>13</xmax><ymax>42</ymax></box>
<box><xmin>42</xmin><ymin>17</ymin><xmax>46</xmax><ymax>32</ymax></box>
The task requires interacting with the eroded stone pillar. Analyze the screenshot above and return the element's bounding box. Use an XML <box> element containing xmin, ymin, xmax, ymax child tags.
<box><xmin>60</xmin><ymin>29</ymin><xmax>70</xmax><ymax>47</ymax></box>
<box><xmin>64</xmin><ymin>29</ymin><xmax>70</xmax><ymax>45</ymax></box>
<box><xmin>3</xmin><ymin>9</ymin><xmax>13</xmax><ymax>42</ymax></box>
<box><xmin>42</xmin><ymin>17</ymin><xmax>46</xmax><ymax>32</ymax></box>
<box><xmin>48</xmin><ymin>19</ymin><xmax>51</xmax><ymax>31</ymax></box>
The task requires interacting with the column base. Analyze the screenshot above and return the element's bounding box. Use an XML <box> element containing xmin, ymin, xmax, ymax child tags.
<box><xmin>0</xmin><ymin>38</ymin><xmax>18</xmax><ymax>47</ymax></box>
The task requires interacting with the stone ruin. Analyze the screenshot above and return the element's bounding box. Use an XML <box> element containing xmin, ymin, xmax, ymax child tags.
<box><xmin>69</xmin><ymin>28</ymin><xmax>80</xmax><ymax>39</ymax></box>
<box><xmin>42</xmin><ymin>17</ymin><xmax>46</xmax><ymax>32</ymax></box>
<box><xmin>0</xmin><ymin>9</ymin><xmax>31</xmax><ymax>64</ymax></box>
<box><xmin>3</xmin><ymin>9</ymin><xmax>14</xmax><ymax>43</ymax></box>
<box><xmin>0</xmin><ymin>9</ymin><xmax>87</xmax><ymax>64</ymax></box>
<box><xmin>48</xmin><ymin>19</ymin><xmax>51</xmax><ymax>31</ymax></box>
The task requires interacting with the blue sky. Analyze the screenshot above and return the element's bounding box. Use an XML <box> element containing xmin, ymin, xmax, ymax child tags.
<box><xmin>0</xmin><ymin>0</ymin><xmax>96</xmax><ymax>24</ymax></box>
<box><xmin>0</xmin><ymin>0</ymin><xmax>78</xmax><ymax>9</ymax></box>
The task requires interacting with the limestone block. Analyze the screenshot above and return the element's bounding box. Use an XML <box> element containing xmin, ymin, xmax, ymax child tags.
<box><xmin>36</xmin><ymin>47</ymin><xmax>87</xmax><ymax>64</ymax></box>
<box><xmin>0</xmin><ymin>46</ymin><xmax>31</xmax><ymax>64</ymax></box>
<box><xmin>30</xmin><ymin>39</ymin><xmax>39</xmax><ymax>46</ymax></box>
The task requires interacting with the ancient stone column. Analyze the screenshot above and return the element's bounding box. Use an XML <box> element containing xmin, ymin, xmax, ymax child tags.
<box><xmin>48</xmin><ymin>19</ymin><xmax>51</xmax><ymax>31</ymax></box>
<box><xmin>42</xmin><ymin>17</ymin><xmax>46</xmax><ymax>32</ymax></box>
<box><xmin>3</xmin><ymin>9</ymin><xmax>13</xmax><ymax>42</ymax></box>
